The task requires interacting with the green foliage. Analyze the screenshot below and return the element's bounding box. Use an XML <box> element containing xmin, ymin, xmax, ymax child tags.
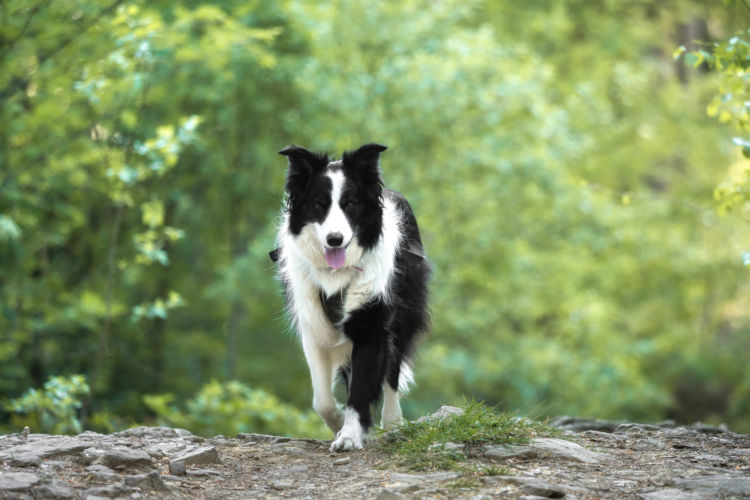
<box><xmin>143</xmin><ymin>380</ymin><xmax>330</xmax><ymax>438</ymax></box>
<box><xmin>6</xmin><ymin>375</ymin><xmax>90</xmax><ymax>435</ymax></box>
<box><xmin>376</xmin><ymin>399</ymin><xmax>556</xmax><ymax>471</ymax></box>
<box><xmin>678</xmin><ymin>30</ymin><xmax>750</xmax><ymax>213</ymax></box>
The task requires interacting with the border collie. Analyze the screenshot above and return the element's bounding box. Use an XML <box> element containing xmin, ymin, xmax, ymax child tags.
<box><xmin>271</xmin><ymin>143</ymin><xmax>430</xmax><ymax>451</ymax></box>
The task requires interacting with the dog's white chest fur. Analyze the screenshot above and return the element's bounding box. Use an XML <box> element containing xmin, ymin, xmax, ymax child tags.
<box><xmin>278</xmin><ymin>197</ymin><xmax>402</xmax><ymax>348</ymax></box>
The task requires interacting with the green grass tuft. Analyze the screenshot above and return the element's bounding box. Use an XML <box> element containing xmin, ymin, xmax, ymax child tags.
<box><xmin>374</xmin><ymin>399</ymin><xmax>557</xmax><ymax>471</ymax></box>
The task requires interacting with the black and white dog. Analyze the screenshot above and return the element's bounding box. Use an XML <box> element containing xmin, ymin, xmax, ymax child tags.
<box><xmin>272</xmin><ymin>143</ymin><xmax>430</xmax><ymax>451</ymax></box>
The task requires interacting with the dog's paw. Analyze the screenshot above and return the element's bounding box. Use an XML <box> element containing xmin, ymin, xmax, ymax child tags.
<box><xmin>330</xmin><ymin>431</ymin><xmax>364</xmax><ymax>452</ymax></box>
<box><xmin>330</xmin><ymin>407</ymin><xmax>367</xmax><ymax>452</ymax></box>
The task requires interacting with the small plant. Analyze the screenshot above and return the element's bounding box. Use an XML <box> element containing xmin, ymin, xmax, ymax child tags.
<box><xmin>476</xmin><ymin>464</ymin><xmax>508</xmax><ymax>476</ymax></box>
<box><xmin>375</xmin><ymin>399</ymin><xmax>556</xmax><ymax>471</ymax></box>
<box><xmin>7</xmin><ymin>375</ymin><xmax>90</xmax><ymax>435</ymax></box>
<box><xmin>144</xmin><ymin>379</ymin><xmax>330</xmax><ymax>438</ymax></box>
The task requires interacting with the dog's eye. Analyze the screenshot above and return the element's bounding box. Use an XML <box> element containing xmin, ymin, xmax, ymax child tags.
<box><xmin>314</xmin><ymin>202</ymin><xmax>323</xmax><ymax>211</ymax></box>
<box><xmin>344</xmin><ymin>199</ymin><xmax>356</xmax><ymax>210</ymax></box>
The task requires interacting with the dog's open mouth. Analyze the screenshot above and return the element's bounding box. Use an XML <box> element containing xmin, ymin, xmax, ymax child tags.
<box><xmin>325</xmin><ymin>247</ymin><xmax>346</xmax><ymax>269</ymax></box>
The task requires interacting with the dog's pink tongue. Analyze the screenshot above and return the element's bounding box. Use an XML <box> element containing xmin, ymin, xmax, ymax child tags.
<box><xmin>325</xmin><ymin>248</ymin><xmax>346</xmax><ymax>269</ymax></box>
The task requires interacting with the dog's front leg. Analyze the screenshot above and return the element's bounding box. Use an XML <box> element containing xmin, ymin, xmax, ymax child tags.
<box><xmin>301</xmin><ymin>335</ymin><xmax>343</xmax><ymax>434</ymax></box>
<box><xmin>331</xmin><ymin>301</ymin><xmax>388</xmax><ymax>452</ymax></box>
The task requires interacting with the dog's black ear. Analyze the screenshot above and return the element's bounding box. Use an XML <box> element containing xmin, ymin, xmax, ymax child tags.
<box><xmin>342</xmin><ymin>143</ymin><xmax>387</xmax><ymax>187</ymax></box>
<box><xmin>343</xmin><ymin>143</ymin><xmax>387</xmax><ymax>164</ymax></box>
<box><xmin>278</xmin><ymin>145</ymin><xmax>329</xmax><ymax>197</ymax></box>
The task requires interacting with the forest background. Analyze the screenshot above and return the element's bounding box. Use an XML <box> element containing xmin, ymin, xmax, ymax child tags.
<box><xmin>2</xmin><ymin>0</ymin><xmax>750</xmax><ymax>438</ymax></box>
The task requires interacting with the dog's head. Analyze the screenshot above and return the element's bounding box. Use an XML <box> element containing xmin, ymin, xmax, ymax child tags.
<box><xmin>279</xmin><ymin>143</ymin><xmax>387</xmax><ymax>270</ymax></box>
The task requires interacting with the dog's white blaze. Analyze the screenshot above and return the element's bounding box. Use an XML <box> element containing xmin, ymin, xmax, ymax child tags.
<box><xmin>317</xmin><ymin>170</ymin><xmax>352</xmax><ymax>248</ymax></box>
<box><xmin>331</xmin><ymin>407</ymin><xmax>366</xmax><ymax>451</ymax></box>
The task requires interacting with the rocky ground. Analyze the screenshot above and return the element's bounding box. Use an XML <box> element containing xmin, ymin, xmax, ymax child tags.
<box><xmin>1</xmin><ymin>408</ymin><xmax>749</xmax><ymax>499</ymax></box>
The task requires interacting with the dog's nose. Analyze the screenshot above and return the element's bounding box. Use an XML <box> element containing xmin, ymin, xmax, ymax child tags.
<box><xmin>326</xmin><ymin>232</ymin><xmax>344</xmax><ymax>247</ymax></box>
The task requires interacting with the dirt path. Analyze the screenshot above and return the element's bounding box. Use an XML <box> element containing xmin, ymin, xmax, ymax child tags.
<box><xmin>1</xmin><ymin>412</ymin><xmax>749</xmax><ymax>498</ymax></box>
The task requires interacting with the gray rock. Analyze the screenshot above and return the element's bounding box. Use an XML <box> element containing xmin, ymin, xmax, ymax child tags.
<box><xmin>83</xmin><ymin>483</ymin><xmax>134</xmax><ymax>498</ymax></box>
<box><xmin>376</xmin><ymin>489</ymin><xmax>408</xmax><ymax>500</ymax></box>
<box><xmin>496</xmin><ymin>476</ymin><xmax>566</xmax><ymax>498</ymax></box>
<box><xmin>271</xmin><ymin>479</ymin><xmax>295</xmax><ymax>490</ymax></box>
<box><xmin>88</xmin><ymin>470</ymin><xmax>121</xmax><ymax>483</ymax></box>
<box><xmin>484</xmin><ymin>443</ymin><xmax>538</xmax><ymax>459</ymax></box>
<box><xmin>147</xmin><ymin>441</ymin><xmax>188</xmax><ymax>458</ymax></box>
<box><xmin>616</xmin><ymin>423</ymin><xmax>663</xmax><ymax>433</ymax></box>
<box><xmin>170</xmin><ymin>445</ymin><xmax>219</xmax><ymax>466</ymax></box>
<box><xmin>668</xmin><ymin>475</ymin><xmax>750</xmax><ymax>496</ymax></box>
<box><xmin>77</xmin><ymin>430</ymin><xmax>105</xmax><ymax>439</ymax></box>
<box><xmin>40</xmin><ymin>461</ymin><xmax>67</xmax><ymax>472</ymax></box>
<box><xmin>531</xmin><ymin>437</ymin><xmax>609</xmax><ymax>463</ymax></box>
<box><xmin>0</xmin><ymin>436</ymin><xmax>90</xmax><ymax>465</ymax></box>
<box><xmin>519</xmin><ymin>478</ymin><xmax>566</xmax><ymax>498</ymax></box>
<box><xmin>81</xmin><ymin>448</ymin><xmax>105</xmax><ymax>464</ymax></box>
<box><xmin>389</xmin><ymin>471</ymin><xmax>461</xmax><ymax>483</ymax></box>
<box><xmin>428</xmin><ymin>441</ymin><xmax>463</xmax><ymax>452</ymax></box>
<box><xmin>168</xmin><ymin>460</ymin><xmax>186</xmax><ymax>475</ymax></box>
<box><xmin>580</xmin><ymin>430</ymin><xmax>624</xmax><ymax>441</ymax></box>
<box><xmin>639</xmin><ymin>489</ymin><xmax>703</xmax><ymax>499</ymax></box>
<box><xmin>161</xmin><ymin>474</ymin><xmax>190</xmax><ymax>483</ymax></box>
<box><xmin>686</xmin><ymin>422</ymin><xmax>729</xmax><ymax>434</ymax></box>
<box><xmin>84</xmin><ymin>447</ymin><xmax>153</xmax><ymax>468</ymax></box>
<box><xmin>207</xmin><ymin>437</ymin><xmax>238</xmax><ymax>447</ymax></box>
<box><xmin>484</xmin><ymin>437</ymin><xmax>608</xmax><ymax>464</ymax></box>
<box><xmin>85</xmin><ymin>464</ymin><xmax>115</xmax><ymax>473</ymax></box>
<box><xmin>635</xmin><ymin>438</ymin><xmax>667</xmax><ymax>450</ymax></box>
<box><xmin>86</xmin><ymin>464</ymin><xmax>120</xmax><ymax>483</ymax></box>
<box><xmin>186</xmin><ymin>468</ymin><xmax>222</xmax><ymax>477</ymax></box>
<box><xmin>691</xmin><ymin>453</ymin><xmax>727</xmax><ymax>466</ymax></box>
<box><xmin>112</xmin><ymin>426</ymin><xmax>191</xmax><ymax>439</ymax></box>
<box><xmin>0</xmin><ymin>472</ymin><xmax>40</xmax><ymax>491</ymax></box>
<box><xmin>416</xmin><ymin>405</ymin><xmax>464</xmax><ymax>423</ymax></box>
<box><xmin>237</xmin><ymin>433</ymin><xmax>293</xmax><ymax>444</ymax></box>
<box><xmin>552</xmin><ymin>416</ymin><xmax>623</xmax><ymax>433</ymax></box>
<box><xmin>34</xmin><ymin>480</ymin><xmax>76</xmax><ymax>499</ymax></box>
<box><xmin>123</xmin><ymin>471</ymin><xmax>170</xmax><ymax>492</ymax></box>
<box><xmin>278</xmin><ymin>445</ymin><xmax>316</xmax><ymax>458</ymax></box>
<box><xmin>8</xmin><ymin>454</ymin><xmax>41</xmax><ymax>467</ymax></box>
<box><xmin>664</xmin><ymin>427</ymin><xmax>696</xmax><ymax>439</ymax></box>
<box><xmin>285</xmin><ymin>465</ymin><xmax>310</xmax><ymax>474</ymax></box>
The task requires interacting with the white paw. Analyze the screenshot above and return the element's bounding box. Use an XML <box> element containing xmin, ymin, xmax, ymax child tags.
<box><xmin>330</xmin><ymin>431</ymin><xmax>364</xmax><ymax>452</ymax></box>
<box><xmin>330</xmin><ymin>407</ymin><xmax>366</xmax><ymax>452</ymax></box>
